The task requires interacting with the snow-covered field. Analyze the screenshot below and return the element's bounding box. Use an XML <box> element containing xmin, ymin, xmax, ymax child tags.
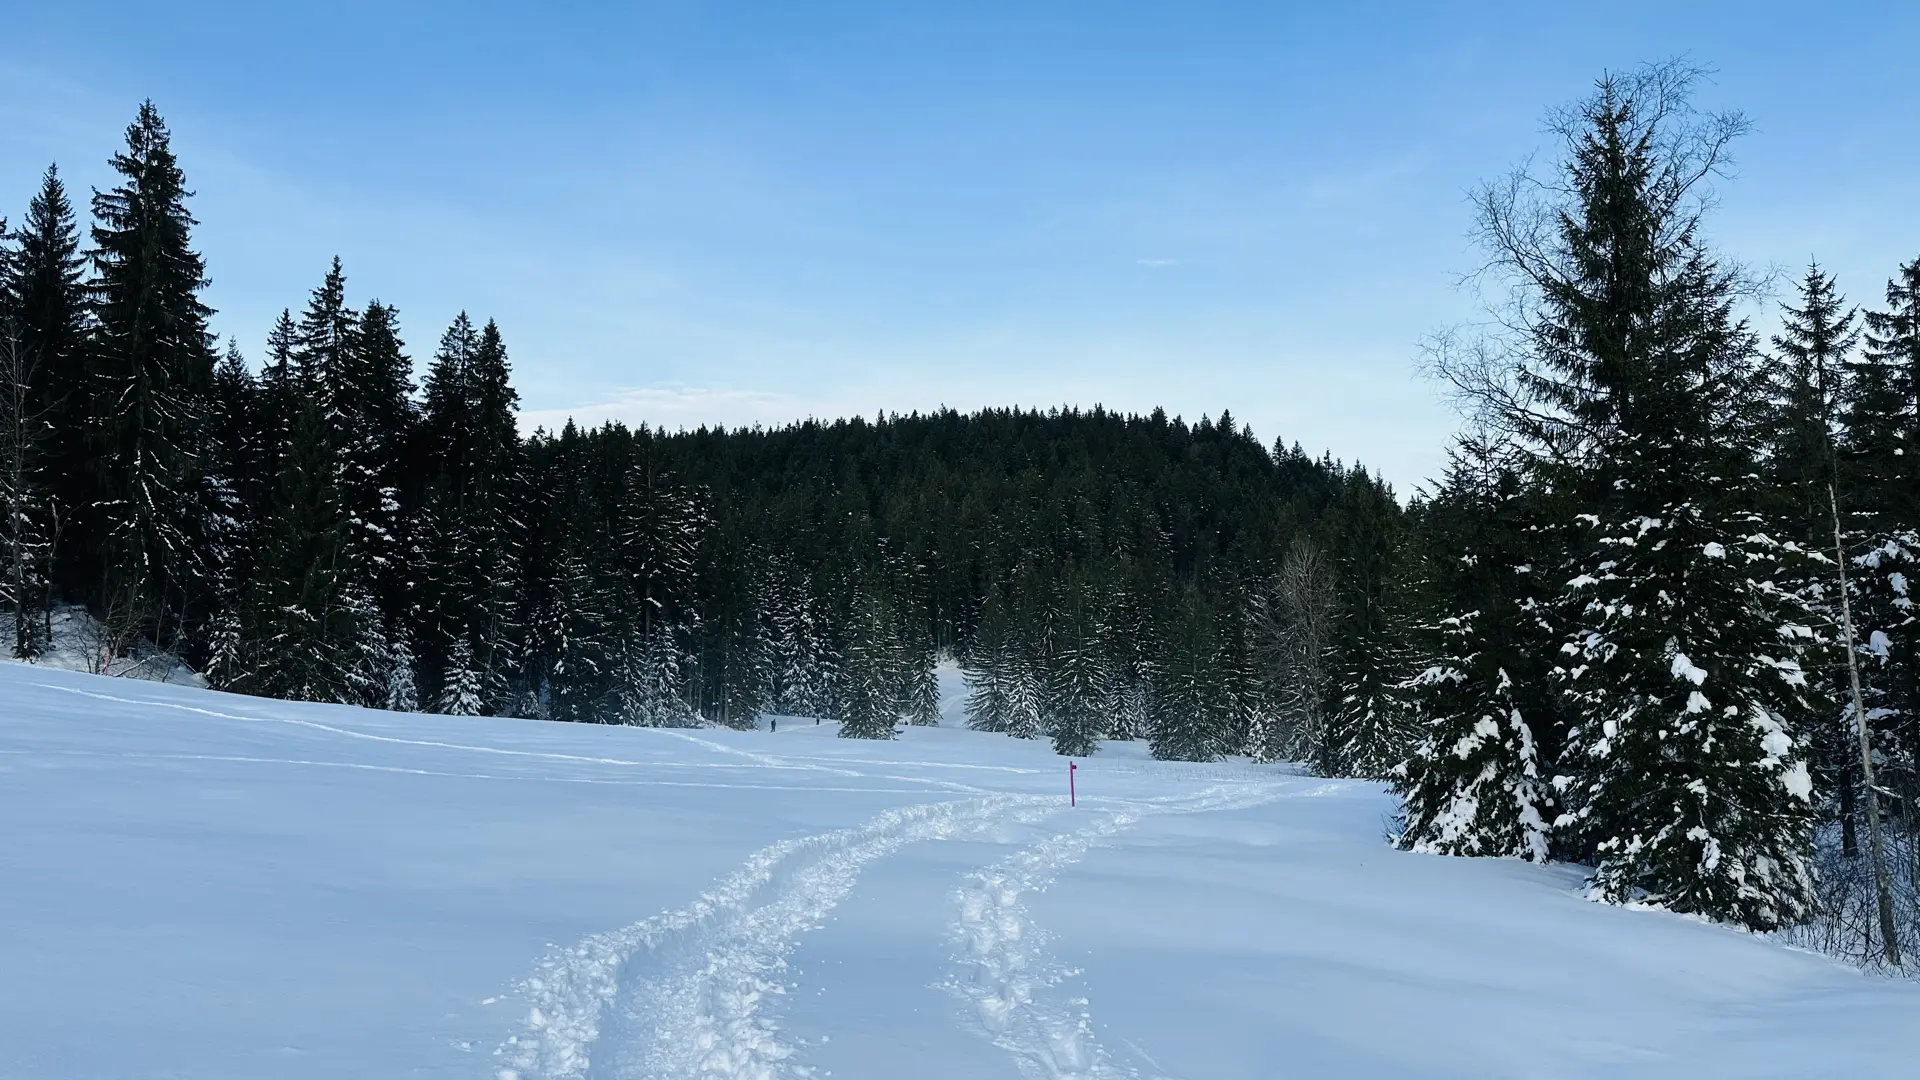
<box><xmin>3</xmin><ymin>662</ymin><xmax>1915</xmax><ymax>1079</ymax></box>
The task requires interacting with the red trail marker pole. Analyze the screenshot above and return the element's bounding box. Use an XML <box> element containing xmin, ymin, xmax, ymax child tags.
<box><xmin>1069</xmin><ymin>761</ymin><xmax>1077</xmax><ymax>807</ymax></box>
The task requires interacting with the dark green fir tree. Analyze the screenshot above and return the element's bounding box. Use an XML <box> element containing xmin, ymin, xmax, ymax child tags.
<box><xmin>87</xmin><ymin>102</ymin><xmax>221</xmax><ymax>651</ymax></box>
<box><xmin>1516</xmin><ymin>70</ymin><xmax>1818</xmax><ymax>928</ymax></box>
<box><xmin>1394</xmin><ymin>435</ymin><xmax>1555</xmax><ymax>861</ymax></box>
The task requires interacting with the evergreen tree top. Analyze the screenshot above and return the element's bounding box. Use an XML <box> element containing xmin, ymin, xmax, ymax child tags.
<box><xmin>3</xmin><ymin>166</ymin><xmax>88</xmax><ymax>362</ymax></box>
<box><xmin>216</xmin><ymin>338</ymin><xmax>250</xmax><ymax>384</ymax></box>
<box><xmin>1764</xmin><ymin>261</ymin><xmax>1856</xmax><ymax>511</ymax></box>
<box><xmin>10</xmin><ymin>165</ymin><xmax>83</xmax><ymax>286</ymax></box>
<box><xmin>92</xmin><ymin>102</ymin><xmax>209</xmax><ymax>299</ymax></box>
<box><xmin>294</xmin><ymin>257</ymin><xmax>354</xmax><ymax>385</ymax></box>
<box><xmin>1473</xmin><ymin>62</ymin><xmax>1757</xmax><ymax>512</ymax></box>
<box><xmin>1862</xmin><ymin>257</ymin><xmax>1920</xmax><ymax>366</ymax></box>
<box><xmin>1774</xmin><ymin>263</ymin><xmax>1858</xmax><ymax>365</ymax></box>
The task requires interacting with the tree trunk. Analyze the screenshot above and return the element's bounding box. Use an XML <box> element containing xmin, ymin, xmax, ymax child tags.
<box><xmin>1830</xmin><ymin>482</ymin><xmax>1902</xmax><ymax>967</ymax></box>
<box><xmin>1839</xmin><ymin>764</ymin><xmax>1859</xmax><ymax>858</ymax></box>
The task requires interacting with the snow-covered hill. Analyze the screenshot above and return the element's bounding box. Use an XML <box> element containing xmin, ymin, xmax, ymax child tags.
<box><xmin>2</xmin><ymin>664</ymin><xmax>1913</xmax><ymax>1079</ymax></box>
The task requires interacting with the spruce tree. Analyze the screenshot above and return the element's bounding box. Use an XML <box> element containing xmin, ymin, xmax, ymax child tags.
<box><xmin>414</xmin><ymin>314</ymin><xmax>522</xmax><ymax>712</ymax></box>
<box><xmin>1765</xmin><ymin>265</ymin><xmax>1856</xmax><ymax>547</ymax></box>
<box><xmin>899</xmin><ymin>616</ymin><xmax>942</xmax><ymax>727</ymax></box>
<box><xmin>1860</xmin><ymin>257</ymin><xmax>1919</xmax><ymax>524</ymax></box>
<box><xmin>1323</xmin><ymin>469</ymin><xmax>1417</xmax><ymax>778</ymax></box>
<box><xmin>291</xmin><ymin>261</ymin><xmax>413</xmax><ymax>643</ymax></box>
<box><xmin>462</xmin><ymin>319</ymin><xmax>522</xmax><ymax>709</ymax></box>
<box><xmin>1495</xmin><ymin>69</ymin><xmax>1819</xmax><ymax>927</ymax></box>
<box><xmin>207</xmin><ymin>340</ymin><xmax>256</xmax><ymax>512</ymax></box>
<box><xmin>1762</xmin><ymin>266</ymin><xmax>1872</xmax><ymax>857</ymax></box>
<box><xmin>1214</xmin><ymin>577</ymin><xmax>1274</xmax><ymax>761</ymax></box>
<box><xmin>1149</xmin><ymin>591</ymin><xmax>1223</xmax><ymax>761</ymax></box>
<box><xmin>232</xmin><ymin>400</ymin><xmax>375</xmax><ymax>704</ymax></box>
<box><xmin>837</xmin><ymin>582</ymin><xmax>901</xmax><ymax>739</ymax></box>
<box><xmin>611</xmin><ymin>628</ymin><xmax>698</xmax><ymax>726</ymax></box>
<box><xmin>1000</xmin><ymin>629</ymin><xmax>1046</xmax><ymax>739</ymax></box>
<box><xmin>3</xmin><ymin>167</ymin><xmax>87</xmax><ymax>603</ymax></box>
<box><xmin>292</xmin><ymin>257</ymin><xmax>353</xmax><ymax>390</ymax></box>
<box><xmin>256</xmin><ymin>309</ymin><xmax>300</xmax><ymax>486</ymax></box>
<box><xmin>612</xmin><ymin>438</ymin><xmax>703</xmax><ymax>722</ymax></box>
<box><xmin>1043</xmin><ymin>575</ymin><xmax>1110</xmax><ymax>757</ymax></box>
<box><xmin>546</xmin><ymin>549</ymin><xmax>613</xmax><ymax>723</ymax></box>
<box><xmin>1849</xmin><ymin>259</ymin><xmax>1920</xmax><ymax>883</ymax></box>
<box><xmin>413</xmin><ymin>314</ymin><xmax>477</xmax><ymax>700</ymax></box>
<box><xmin>201</xmin><ymin>339</ymin><xmax>257</xmax><ymax>629</ymax></box>
<box><xmin>993</xmin><ymin>570</ymin><xmax>1048</xmax><ymax>739</ymax></box>
<box><xmin>963</xmin><ymin>587</ymin><xmax>1015</xmax><ymax>732</ymax></box>
<box><xmin>349</xmin><ymin>300</ymin><xmax>417</xmax><ymax>629</ymax></box>
<box><xmin>87</xmin><ymin>101</ymin><xmax>220</xmax><ymax>647</ymax></box>
<box><xmin>697</xmin><ymin>529</ymin><xmax>775</xmax><ymax>728</ymax></box>
<box><xmin>1098</xmin><ymin>568</ymin><xmax>1157</xmax><ymax>741</ymax></box>
<box><xmin>1854</xmin><ymin>258</ymin><xmax>1920</xmax><ymax>522</ymax></box>
<box><xmin>767</xmin><ymin>556</ymin><xmax>834</xmax><ymax>718</ymax></box>
<box><xmin>1395</xmin><ymin>436</ymin><xmax>1555</xmax><ymax>861</ymax></box>
<box><xmin>381</xmin><ymin>635</ymin><xmax>420</xmax><ymax>712</ymax></box>
<box><xmin>438</xmin><ymin>636</ymin><xmax>483</xmax><ymax>716</ymax></box>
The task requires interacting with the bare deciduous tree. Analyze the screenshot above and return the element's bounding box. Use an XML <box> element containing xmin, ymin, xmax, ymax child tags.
<box><xmin>1254</xmin><ymin>536</ymin><xmax>1338</xmax><ymax>765</ymax></box>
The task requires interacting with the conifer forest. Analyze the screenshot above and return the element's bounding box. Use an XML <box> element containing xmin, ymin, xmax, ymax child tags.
<box><xmin>3</xmin><ymin>63</ymin><xmax>1917</xmax><ymax>963</ymax></box>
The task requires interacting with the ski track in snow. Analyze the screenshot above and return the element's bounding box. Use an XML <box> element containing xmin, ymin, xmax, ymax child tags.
<box><xmin>10</xmin><ymin>747</ymin><xmax>955</xmax><ymax>794</ymax></box>
<box><xmin>38</xmin><ymin>683</ymin><xmax>987</xmax><ymax>794</ymax></box>
<box><xmin>944</xmin><ymin>780</ymin><xmax>1343</xmax><ymax>1080</ymax></box>
<box><xmin>494</xmin><ymin>794</ymin><xmax>1068</xmax><ymax>1080</ymax></box>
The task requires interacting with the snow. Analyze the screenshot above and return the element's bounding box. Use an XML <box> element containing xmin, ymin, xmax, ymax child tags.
<box><xmin>2</xmin><ymin>664</ymin><xmax>1916</xmax><ymax>1079</ymax></box>
<box><xmin>2</xmin><ymin>603</ymin><xmax>206</xmax><ymax>686</ymax></box>
<box><xmin>1670</xmin><ymin>651</ymin><xmax>1709</xmax><ymax>686</ymax></box>
<box><xmin>1781</xmin><ymin>761</ymin><xmax>1814</xmax><ymax>802</ymax></box>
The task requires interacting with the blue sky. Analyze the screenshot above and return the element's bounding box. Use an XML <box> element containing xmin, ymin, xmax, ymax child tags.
<box><xmin>2</xmin><ymin>2</ymin><xmax>1915</xmax><ymax>492</ymax></box>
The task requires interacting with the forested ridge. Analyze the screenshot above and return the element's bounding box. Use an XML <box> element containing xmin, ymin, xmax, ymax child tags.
<box><xmin>4</xmin><ymin>63</ymin><xmax>1919</xmax><ymax>962</ymax></box>
<box><xmin>0</xmin><ymin>102</ymin><xmax>1408</xmax><ymax>766</ymax></box>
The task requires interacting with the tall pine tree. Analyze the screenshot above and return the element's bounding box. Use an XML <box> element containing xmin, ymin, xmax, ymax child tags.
<box><xmin>1499</xmin><ymin>68</ymin><xmax>1818</xmax><ymax>927</ymax></box>
<box><xmin>87</xmin><ymin>102</ymin><xmax>221</xmax><ymax>653</ymax></box>
<box><xmin>3</xmin><ymin>167</ymin><xmax>88</xmax><ymax>613</ymax></box>
<box><xmin>232</xmin><ymin>398</ymin><xmax>378</xmax><ymax>704</ymax></box>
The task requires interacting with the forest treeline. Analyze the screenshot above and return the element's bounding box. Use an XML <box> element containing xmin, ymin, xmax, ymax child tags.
<box><xmin>4</xmin><ymin>63</ymin><xmax>1918</xmax><ymax>959</ymax></box>
<box><xmin>0</xmin><ymin>102</ymin><xmax>1409</xmax><ymax>769</ymax></box>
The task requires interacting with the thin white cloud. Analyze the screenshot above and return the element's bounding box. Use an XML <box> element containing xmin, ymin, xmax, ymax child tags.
<box><xmin>1135</xmin><ymin>257</ymin><xmax>1180</xmax><ymax>267</ymax></box>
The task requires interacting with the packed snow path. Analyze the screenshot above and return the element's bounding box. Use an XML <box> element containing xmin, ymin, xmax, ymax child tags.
<box><xmin>941</xmin><ymin>782</ymin><xmax>1333</xmax><ymax>1080</ymax></box>
<box><xmin>496</xmin><ymin>795</ymin><xmax>1064</xmax><ymax>1080</ymax></box>
<box><xmin>4</xmin><ymin>663</ymin><xmax>1918</xmax><ymax>1079</ymax></box>
<box><xmin>497</xmin><ymin>781</ymin><xmax>1314</xmax><ymax>1080</ymax></box>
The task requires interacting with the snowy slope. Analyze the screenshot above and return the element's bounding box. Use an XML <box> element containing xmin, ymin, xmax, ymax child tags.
<box><xmin>1</xmin><ymin>664</ymin><xmax>1914</xmax><ymax>1079</ymax></box>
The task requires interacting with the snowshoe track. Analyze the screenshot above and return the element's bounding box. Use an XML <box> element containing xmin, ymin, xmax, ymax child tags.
<box><xmin>494</xmin><ymin>793</ymin><xmax>1064</xmax><ymax>1080</ymax></box>
<box><xmin>943</xmin><ymin>780</ymin><xmax>1341</xmax><ymax>1080</ymax></box>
